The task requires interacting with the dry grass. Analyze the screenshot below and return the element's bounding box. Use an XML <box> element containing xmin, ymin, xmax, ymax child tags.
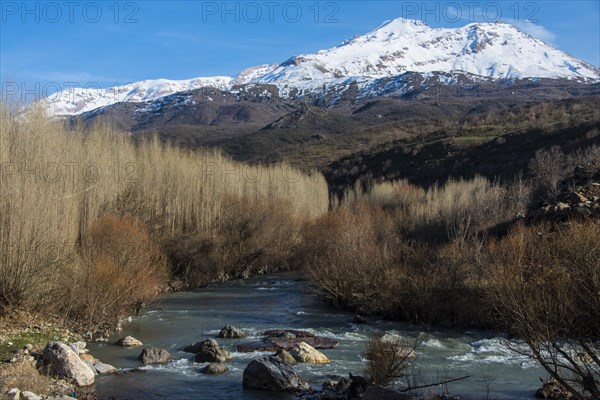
<box><xmin>0</xmin><ymin>361</ymin><xmax>52</xmax><ymax>396</ymax></box>
<box><xmin>365</xmin><ymin>176</ymin><xmax>529</xmax><ymax>242</ymax></box>
<box><xmin>0</xmin><ymin>105</ymin><xmax>328</xmax><ymax>325</ymax></box>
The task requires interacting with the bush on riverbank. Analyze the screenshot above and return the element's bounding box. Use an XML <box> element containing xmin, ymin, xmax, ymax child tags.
<box><xmin>488</xmin><ymin>220</ymin><xmax>600</xmax><ymax>399</ymax></box>
<box><xmin>303</xmin><ymin>176</ymin><xmax>529</xmax><ymax>327</ymax></box>
<box><xmin>0</xmin><ymin>106</ymin><xmax>328</xmax><ymax>330</ymax></box>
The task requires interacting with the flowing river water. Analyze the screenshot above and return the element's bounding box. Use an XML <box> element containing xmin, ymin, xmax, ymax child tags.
<box><xmin>88</xmin><ymin>272</ymin><xmax>544</xmax><ymax>399</ymax></box>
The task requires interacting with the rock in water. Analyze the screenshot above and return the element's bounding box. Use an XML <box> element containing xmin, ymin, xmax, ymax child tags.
<box><xmin>289</xmin><ymin>342</ymin><xmax>330</xmax><ymax>364</ymax></box>
<box><xmin>264</xmin><ymin>329</ymin><xmax>314</xmax><ymax>338</ymax></box>
<box><xmin>115</xmin><ymin>336</ymin><xmax>144</xmax><ymax>347</ymax></box>
<box><xmin>41</xmin><ymin>342</ymin><xmax>95</xmax><ymax>387</ymax></box>
<box><xmin>242</xmin><ymin>357</ymin><xmax>307</xmax><ymax>391</ymax></box>
<box><xmin>193</xmin><ymin>339</ymin><xmax>232</xmax><ymax>363</ymax></box>
<box><xmin>94</xmin><ymin>361</ymin><xmax>117</xmax><ymax>374</ymax></box>
<box><xmin>272</xmin><ymin>349</ymin><xmax>297</xmax><ymax>365</ymax></box>
<box><xmin>138</xmin><ymin>347</ymin><xmax>172</xmax><ymax>364</ymax></box>
<box><xmin>200</xmin><ymin>363</ymin><xmax>229</xmax><ymax>374</ymax></box>
<box><xmin>218</xmin><ymin>325</ymin><xmax>247</xmax><ymax>339</ymax></box>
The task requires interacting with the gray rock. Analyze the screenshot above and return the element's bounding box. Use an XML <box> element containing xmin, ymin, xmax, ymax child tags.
<box><xmin>41</xmin><ymin>342</ymin><xmax>95</xmax><ymax>387</ymax></box>
<box><xmin>138</xmin><ymin>347</ymin><xmax>172</xmax><ymax>364</ymax></box>
<box><xmin>217</xmin><ymin>325</ymin><xmax>247</xmax><ymax>339</ymax></box>
<box><xmin>200</xmin><ymin>363</ymin><xmax>229</xmax><ymax>374</ymax></box>
<box><xmin>272</xmin><ymin>349</ymin><xmax>297</xmax><ymax>365</ymax></box>
<box><xmin>115</xmin><ymin>336</ymin><xmax>143</xmax><ymax>347</ymax></box>
<box><xmin>192</xmin><ymin>339</ymin><xmax>231</xmax><ymax>363</ymax></box>
<box><xmin>94</xmin><ymin>361</ymin><xmax>116</xmax><ymax>374</ymax></box>
<box><xmin>242</xmin><ymin>356</ymin><xmax>307</xmax><ymax>392</ymax></box>
<box><xmin>7</xmin><ymin>388</ymin><xmax>20</xmax><ymax>400</ymax></box>
<box><xmin>21</xmin><ymin>391</ymin><xmax>42</xmax><ymax>400</ymax></box>
<box><xmin>83</xmin><ymin>360</ymin><xmax>96</xmax><ymax>374</ymax></box>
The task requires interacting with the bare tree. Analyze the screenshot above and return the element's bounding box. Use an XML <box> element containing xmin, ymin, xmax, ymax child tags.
<box><xmin>529</xmin><ymin>146</ymin><xmax>567</xmax><ymax>200</ymax></box>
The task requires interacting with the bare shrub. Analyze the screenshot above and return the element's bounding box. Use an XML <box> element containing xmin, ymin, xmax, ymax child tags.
<box><xmin>362</xmin><ymin>176</ymin><xmax>528</xmax><ymax>242</ymax></box>
<box><xmin>69</xmin><ymin>214</ymin><xmax>169</xmax><ymax>328</ymax></box>
<box><xmin>488</xmin><ymin>221</ymin><xmax>600</xmax><ymax>399</ymax></box>
<box><xmin>364</xmin><ymin>334</ymin><xmax>421</xmax><ymax>386</ymax></box>
<box><xmin>169</xmin><ymin>196</ymin><xmax>302</xmax><ymax>286</ymax></box>
<box><xmin>529</xmin><ymin>146</ymin><xmax>567</xmax><ymax>200</ymax></box>
<box><xmin>301</xmin><ymin>203</ymin><xmax>396</xmax><ymax>311</ymax></box>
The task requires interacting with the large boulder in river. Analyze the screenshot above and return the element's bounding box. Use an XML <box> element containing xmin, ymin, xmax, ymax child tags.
<box><xmin>138</xmin><ymin>347</ymin><xmax>172</xmax><ymax>364</ymax></box>
<box><xmin>193</xmin><ymin>339</ymin><xmax>232</xmax><ymax>363</ymax></box>
<box><xmin>217</xmin><ymin>325</ymin><xmax>247</xmax><ymax>339</ymax></box>
<box><xmin>115</xmin><ymin>336</ymin><xmax>144</xmax><ymax>347</ymax></box>
<box><xmin>41</xmin><ymin>342</ymin><xmax>95</xmax><ymax>387</ymax></box>
<box><xmin>289</xmin><ymin>342</ymin><xmax>330</xmax><ymax>364</ymax></box>
<box><xmin>242</xmin><ymin>356</ymin><xmax>307</xmax><ymax>392</ymax></box>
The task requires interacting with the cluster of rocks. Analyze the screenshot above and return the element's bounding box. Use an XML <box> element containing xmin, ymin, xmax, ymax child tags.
<box><xmin>236</xmin><ymin>329</ymin><xmax>339</xmax><ymax>353</ymax></box>
<box><xmin>528</xmin><ymin>183</ymin><xmax>600</xmax><ymax>221</ymax></box>
<box><xmin>4</xmin><ymin>340</ymin><xmax>117</xmax><ymax>400</ymax></box>
<box><xmin>3</xmin><ymin>325</ymin><xmax>431</xmax><ymax>400</ymax></box>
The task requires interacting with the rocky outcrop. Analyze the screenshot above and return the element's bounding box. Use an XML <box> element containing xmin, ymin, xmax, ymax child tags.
<box><xmin>528</xmin><ymin>183</ymin><xmax>600</xmax><ymax>222</ymax></box>
<box><xmin>242</xmin><ymin>357</ymin><xmax>308</xmax><ymax>392</ymax></box>
<box><xmin>200</xmin><ymin>363</ymin><xmax>229</xmax><ymax>375</ymax></box>
<box><xmin>353</xmin><ymin>314</ymin><xmax>368</xmax><ymax>324</ymax></box>
<box><xmin>115</xmin><ymin>336</ymin><xmax>144</xmax><ymax>347</ymax></box>
<box><xmin>41</xmin><ymin>342</ymin><xmax>95</xmax><ymax>387</ymax></box>
<box><xmin>138</xmin><ymin>347</ymin><xmax>172</xmax><ymax>364</ymax></box>
<box><xmin>191</xmin><ymin>339</ymin><xmax>232</xmax><ymax>363</ymax></box>
<box><xmin>217</xmin><ymin>325</ymin><xmax>247</xmax><ymax>339</ymax></box>
<box><xmin>289</xmin><ymin>342</ymin><xmax>330</xmax><ymax>364</ymax></box>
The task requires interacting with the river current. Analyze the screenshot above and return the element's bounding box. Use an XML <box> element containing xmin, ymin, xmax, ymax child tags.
<box><xmin>88</xmin><ymin>273</ymin><xmax>544</xmax><ymax>399</ymax></box>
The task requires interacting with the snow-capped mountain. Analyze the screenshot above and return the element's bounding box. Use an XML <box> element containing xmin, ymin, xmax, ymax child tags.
<box><xmin>257</xmin><ymin>18</ymin><xmax>599</xmax><ymax>84</ymax></box>
<box><xmin>42</xmin><ymin>76</ymin><xmax>233</xmax><ymax>116</ymax></box>
<box><xmin>40</xmin><ymin>18</ymin><xmax>600</xmax><ymax>116</ymax></box>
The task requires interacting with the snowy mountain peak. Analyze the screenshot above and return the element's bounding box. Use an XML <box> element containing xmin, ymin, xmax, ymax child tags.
<box><xmin>366</xmin><ymin>17</ymin><xmax>431</xmax><ymax>38</ymax></box>
<box><xmin>38</xmin><ymin>18</ymin><xmax>599</xmax><ymax>117</ymax></box>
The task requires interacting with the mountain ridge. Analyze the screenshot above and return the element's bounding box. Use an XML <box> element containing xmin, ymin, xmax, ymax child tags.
<box><xmin>40</xmin><ymin>17</ymin><xmax>600</xmax><ymax>117</ymax></box>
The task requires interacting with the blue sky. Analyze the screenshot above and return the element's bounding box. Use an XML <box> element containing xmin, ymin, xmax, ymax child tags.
<box><xmin>1</xmin><ymin>0</ymin><xmax>599</xmax><ymax>100</ymax></box>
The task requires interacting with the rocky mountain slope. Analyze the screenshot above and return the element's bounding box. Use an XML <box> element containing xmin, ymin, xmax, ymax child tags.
<box><xmin>41</xmin><ymin>18</ymin><xmax>599</xmax><ymax>117</ymax></box>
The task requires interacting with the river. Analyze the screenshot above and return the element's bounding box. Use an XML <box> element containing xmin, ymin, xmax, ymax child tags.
<box><xmin>88</xmin><ymin>272</ymin><xmax>544</xmax><ymax>399</ymax></box>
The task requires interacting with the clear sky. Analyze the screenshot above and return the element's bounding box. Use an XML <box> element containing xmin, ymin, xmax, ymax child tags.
<box><xmin>1</xmin><ymin>0</ymin><xmax>599</xmax><ymax>100</ymax></box>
